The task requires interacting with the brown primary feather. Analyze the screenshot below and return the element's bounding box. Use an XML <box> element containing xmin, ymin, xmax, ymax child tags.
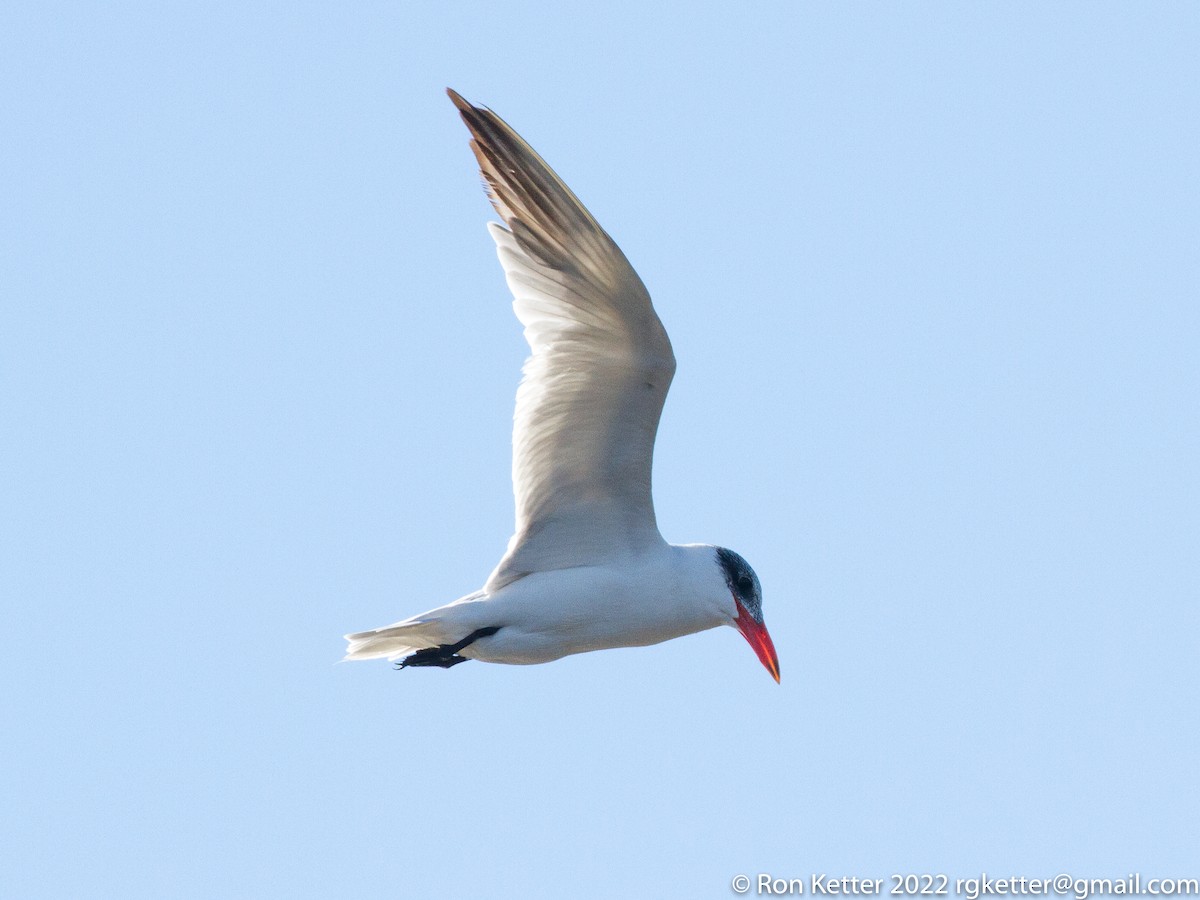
<box><xmin>446</xmin><ymin>88</ymin><xmax>625</xmax><ymax>296</ymax></box>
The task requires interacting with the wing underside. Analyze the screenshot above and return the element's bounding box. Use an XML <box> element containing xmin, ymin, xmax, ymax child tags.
<box><xmin>448</xmin><ymin>90</ymin><xmax>676</xmax><ymax>590</ymax></box>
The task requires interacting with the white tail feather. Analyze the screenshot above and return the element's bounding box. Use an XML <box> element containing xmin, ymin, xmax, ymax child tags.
<box><xmin>344</xmin><ymin>591</ymin><xmax>488</xmax><ymax>661</ymax></box>
<box><xmin>343</xmin><ymin>620</ymin><xmax>445</xmax><ymax>662</ymax></box>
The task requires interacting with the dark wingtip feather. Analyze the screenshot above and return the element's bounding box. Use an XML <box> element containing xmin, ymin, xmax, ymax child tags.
<box><xmin>446</xmin><ymin>87</ymin><xmax>471</xmax><ymax>112</ymax></box>
<box><xmin>445</xmin><ymin>88</ymin><xmax>497</xmax><ymax>169</ymax></box>
<box><xmin>444</xmin><ymin>87</ymin><xmax>633</xmax><ymax>293</ymax></box>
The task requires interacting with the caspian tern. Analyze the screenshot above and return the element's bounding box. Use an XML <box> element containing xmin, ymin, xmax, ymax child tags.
<box><xmin>343</xmin><ymin>89</ymin><xmax>780</xmax><ymax>682</ymax></box>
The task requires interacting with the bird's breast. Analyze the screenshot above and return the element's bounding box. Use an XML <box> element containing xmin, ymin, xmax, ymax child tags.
<box><xmin>462</xmin><ymin>558</ymin><xmax>725</xmax><ymax>665</ymax></box>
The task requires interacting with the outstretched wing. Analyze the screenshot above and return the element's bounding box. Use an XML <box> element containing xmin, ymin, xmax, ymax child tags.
<box><xmin>448</xmin><ymin>90</ymin><xmax>676</xmax><ymax>591</ymax></box>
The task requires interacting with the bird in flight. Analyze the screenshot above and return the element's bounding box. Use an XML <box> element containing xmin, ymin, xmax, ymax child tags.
<box><xmin>344</xmin><ymin>89</ymin><xmax>779</xmax><ymax>682</ymax></box>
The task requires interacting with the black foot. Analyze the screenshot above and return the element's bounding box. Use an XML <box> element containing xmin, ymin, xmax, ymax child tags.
<box><xmin>395</xmin><ymin>649</ymin><xmax>471</xmax><ymax>669</ymax></box>
<box><xmin>395</xmin><ymin>627</ymin><xmax>500</xmax><ymax>671</ymax></box>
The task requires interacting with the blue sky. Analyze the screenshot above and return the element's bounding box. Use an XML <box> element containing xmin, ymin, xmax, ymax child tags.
<box><xmin>3</xmin><ymin>3</ymin><xmax>1197</xmax><ymax>898</ymax></box>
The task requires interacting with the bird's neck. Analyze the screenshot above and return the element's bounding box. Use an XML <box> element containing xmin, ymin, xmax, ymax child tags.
<box><xmin>666</xmin><ymin>543</ymin><xmax>739</xmax><ymax>625</ymax></box>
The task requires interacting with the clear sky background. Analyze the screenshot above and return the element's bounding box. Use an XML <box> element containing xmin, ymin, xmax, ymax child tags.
<box><xmin>3</xmin><ymin>3</ymin><xmax>1197</xmax><ymax>898</ymax></box>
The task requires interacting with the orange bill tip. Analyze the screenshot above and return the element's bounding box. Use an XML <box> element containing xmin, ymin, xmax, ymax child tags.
<box><xmin>737</xmin><ymin>615</ymin><xmax>780</xmax><ymax>684</ymax></box>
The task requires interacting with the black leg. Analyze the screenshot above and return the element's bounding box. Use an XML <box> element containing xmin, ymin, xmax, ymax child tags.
<box><xmin>395</xmin><ymin>627</ymin><xmax>500</xmax><ymax>670</ymax></box>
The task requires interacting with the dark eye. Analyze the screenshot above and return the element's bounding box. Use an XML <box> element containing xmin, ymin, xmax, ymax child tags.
<box><xmin>737</xmin><ymin>574</ymin><xmax>754</xmax><ymax>595</ymax></box>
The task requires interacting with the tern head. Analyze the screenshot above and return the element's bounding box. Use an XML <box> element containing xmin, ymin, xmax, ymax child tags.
<box><xmin>714</xmin><ymin>547</ymin><xmax>780</xmax><ymax>683</ymax></box>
